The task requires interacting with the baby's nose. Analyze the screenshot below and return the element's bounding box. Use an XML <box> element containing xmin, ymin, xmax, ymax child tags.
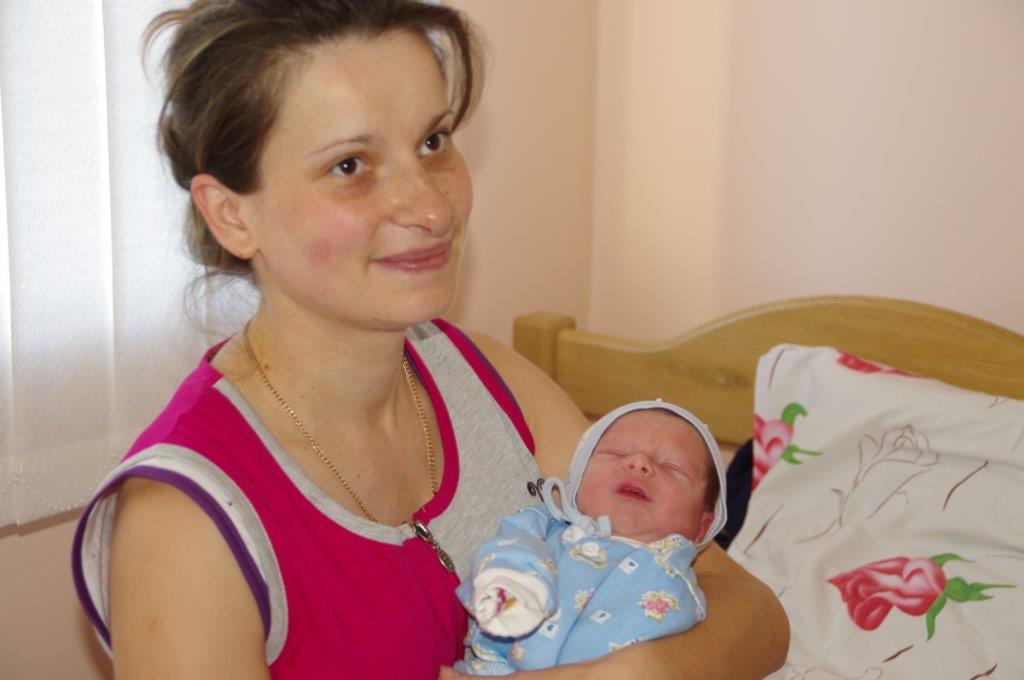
<box><xmin>624</xmin><ymin>453</ymin><xmax>652</xmax><ymax>475</ymax></box>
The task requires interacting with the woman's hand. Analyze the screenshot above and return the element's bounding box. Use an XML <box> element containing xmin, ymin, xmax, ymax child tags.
<box><xmin>439</xmin><ymin>663</ymin><xmax>596</xmax><ymax>680</ymax></box>
<box><xmin>439</xmin><ymin>649</ymin><xmax>688</xmax><ymax>680</ymax></box>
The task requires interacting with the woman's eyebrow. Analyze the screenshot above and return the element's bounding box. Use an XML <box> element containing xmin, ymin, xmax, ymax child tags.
<box><xmin>420</xmin><ymin>109</ymin><xmax>455</xmax><ymax>137</ymax></box>
<box><xmin>307</xmin><ymin>133</ymin><xmax>373</xmax><ymax>159</ymax></box>
<box><xmin>306</xmin><ymin>109</ymin><xmax>454</xmax><ymax>159</ymax></box>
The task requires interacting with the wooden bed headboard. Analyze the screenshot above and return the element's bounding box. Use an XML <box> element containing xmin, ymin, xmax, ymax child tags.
<box><xmin>513</xmin><ymin>296</ymin><xmax>1024</xmax><ymax>447</ymax></box>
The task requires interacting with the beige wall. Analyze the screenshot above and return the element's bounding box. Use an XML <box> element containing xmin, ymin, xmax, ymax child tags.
<box><xmin>717</xmin><ymin>0</ymin><xmax>1024</xmax><ymax>335</ymax></box>
<box><xmin>589</xmin><ymin>0</ymin><xmax>733</xmax><ymax>340</ymax></box>
<box><xmin>590</xmin><ymin>0</ymin><xmax>1024</xmax><ymax>339</ymax></box>
<box><xmin>0</xmin><ymin>516</ymin><xmax>111</xmax><ymax>679</ymax></box>
<box><xmin>445</xmin><ymin>0</ymin><xmax>597</xmax><ymax>343</ymax></box>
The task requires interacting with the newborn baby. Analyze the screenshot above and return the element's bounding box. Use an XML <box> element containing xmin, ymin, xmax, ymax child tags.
<box><xmin>455</xmin><ymin>400</ymin><xmax>728</xmax><ymax>675</ymax></box>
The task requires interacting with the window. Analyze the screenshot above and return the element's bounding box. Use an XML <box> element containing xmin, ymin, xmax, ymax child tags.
<box><xmin>0</xmin><ymin>0</ymin><xmax>224</xmax><ymax>526</ymax></box>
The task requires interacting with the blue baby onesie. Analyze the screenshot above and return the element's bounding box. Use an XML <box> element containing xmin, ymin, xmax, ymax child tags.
<box><xmin>454</xmin><ymin>399</ymin><xmax>728</xmax><ymax>676</ymax></box>
<box><xmin>455</xmin><ymin>504</ymin><xmax>706</xmax><ymax>675</ymax></box>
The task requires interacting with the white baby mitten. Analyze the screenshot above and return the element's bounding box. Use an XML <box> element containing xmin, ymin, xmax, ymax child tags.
<box><xmin>471</xmin><ymin>567</ymin><xmax>550</xmax><ymax>637</ymax></box>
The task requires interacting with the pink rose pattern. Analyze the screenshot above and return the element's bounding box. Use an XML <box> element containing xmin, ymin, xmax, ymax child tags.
<box><xmin>829</xmin><ymin>557</ymin><xmax>945</xmax><ymax>630</ymax></box>
<box><xmin>752</xmin><ymin>402</ymin><xmax>821</xmax><ymax>488</ymax></box>
<box><xmin>829</xmin><ymin>554</ymin><xmax>1014</xmax><ymax>639</ymax></box>
<box><xmin>753</xmin><ymin>351</ymin><xmax>914</xmax><ymax>489</ymax></box>
<box><xmin>837</xmin><ymin>350</ymin><xmax>914</xmax><ymax>377</ymax></box>
<box><xmin>756</xmin><ymin>350</ymin><xmax>1008</xmax><ymax>667</ymax></box>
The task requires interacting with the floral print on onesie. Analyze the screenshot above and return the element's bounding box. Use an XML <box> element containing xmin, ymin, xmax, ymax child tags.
<box><xmin>455</xmin><ymin>504</ymin><xmax>706</xmax><ymax>675</ymax></box>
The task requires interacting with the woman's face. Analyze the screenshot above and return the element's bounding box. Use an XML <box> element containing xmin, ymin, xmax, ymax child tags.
<box><xmin>239</xmin><ymin>30</ymin><xmax>472</xmax><ymax>331</ymax></box>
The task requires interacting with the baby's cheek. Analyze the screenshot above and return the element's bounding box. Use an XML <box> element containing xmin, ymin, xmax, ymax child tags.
<box><xmin>574</xmin><ymin>475</ymin><xmax>606</xmax><ymax>517</ymax></box>
<box><xmin>574</xmin><ymin>480</ymin><xmax>593</xmax><ymax>514</ymax></box>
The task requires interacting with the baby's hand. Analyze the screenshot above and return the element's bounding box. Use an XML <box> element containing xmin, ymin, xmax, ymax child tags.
<box><xmin>438</xmin><ymin>666</ymin><xmax>468</xmax><ymax>679</ymax></box>
<box><xmin>472</xmin><ymin>568</ymin><xmax>549</xmax><ymax>637</ymax></box>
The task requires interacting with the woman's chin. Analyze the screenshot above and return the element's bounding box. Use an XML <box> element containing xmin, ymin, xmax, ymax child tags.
<box><xmin>415</xmin><ymin>289</ymin><xmax>458</xmax><ymax>324</ymax></box>
<box><xmin>375</xmin><ymin>282</ymin><xmax>459</xmax><ymax>330</ymax></box>
<box><xmin>410</xmin><ymin>269</ymin><xmax>461</xmax><ymax>318</ymax></box>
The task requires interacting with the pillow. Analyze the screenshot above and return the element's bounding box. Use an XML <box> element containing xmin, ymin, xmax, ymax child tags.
<box><xmin>728</xmin><ymin>345</ymin><xmax>1024</xmax><ymax>679</ymax></box>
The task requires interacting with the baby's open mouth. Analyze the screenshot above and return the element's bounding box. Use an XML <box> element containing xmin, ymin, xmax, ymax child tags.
<box><xmin>615</xmin><ymin>483</ymin><xmax>650</xmax><ymax>502</ymax></box>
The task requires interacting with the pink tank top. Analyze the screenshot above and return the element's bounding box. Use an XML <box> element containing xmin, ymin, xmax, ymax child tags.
<box><xmin>73</xmin><ymin>320</ymin><xmax>543</xmax><ymax>678</ymax></box>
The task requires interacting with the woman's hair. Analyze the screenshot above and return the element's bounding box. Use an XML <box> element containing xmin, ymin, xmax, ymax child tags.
<box><xmin>144</xmin><ymin>0</ymin><xmax>483</xmax><ymax>284</ymax></box>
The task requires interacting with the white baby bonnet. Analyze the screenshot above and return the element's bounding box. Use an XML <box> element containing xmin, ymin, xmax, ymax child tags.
<box><xmin>539</xmin><ymin>399</ymin><xmax>728</xmax><ymax>550</ymax></box>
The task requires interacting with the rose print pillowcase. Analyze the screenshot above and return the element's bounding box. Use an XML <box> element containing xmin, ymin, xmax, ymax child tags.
<box><xmin>728</xmin><ymin>344</ymin><xmax>1024</xmax><ymax>679</ymax></box>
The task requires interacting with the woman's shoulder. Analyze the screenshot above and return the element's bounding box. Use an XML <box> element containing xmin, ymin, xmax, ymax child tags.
<box><xmin>107</xmin><ymin>476</ymin><xmax>270</xmax><ymax>676</ymax></box>
<box><xmin>73</xmin><ymin>436</ymin><xmax>285</xmax><ymax>674</ymax></box>
<box><xmin>461</xmin><ymin>328</ymin><xmax>588</xmax><ymax>479</ymax></box>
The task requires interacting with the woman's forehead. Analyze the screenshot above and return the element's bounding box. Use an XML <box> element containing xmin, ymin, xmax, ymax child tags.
<box><xmin>269</xmin><ymin>31</ymin><xmax>448</xmax><ymax>153</ymax></box>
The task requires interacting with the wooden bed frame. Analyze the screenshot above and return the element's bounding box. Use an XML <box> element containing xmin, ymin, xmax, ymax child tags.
<box><xmin>513</xmin><ymin>296</ymin><xmax>1024</xmax><ymax>447</ymax></box>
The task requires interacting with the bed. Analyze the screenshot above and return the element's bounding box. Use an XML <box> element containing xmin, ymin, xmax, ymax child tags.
<box><xmin>512</xmin><ymin>296</ymin><xmax>1024</xmax><ymax>679</ymax></box>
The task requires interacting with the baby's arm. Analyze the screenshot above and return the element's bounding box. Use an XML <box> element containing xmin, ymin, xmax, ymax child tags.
<box><xmin>458</xmin><ymin>505</ymin><xmax>560</xmax><ymax>638</ymax></box>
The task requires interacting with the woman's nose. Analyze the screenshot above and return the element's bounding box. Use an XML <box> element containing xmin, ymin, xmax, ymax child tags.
<box><xmin>389</xmin><ymin>162</ymin><xmax>453</xmax><ymax>235</ymax></box>
<box><xmin>624</xmin><ymin>453</ymin><xmax>652</xmax><ymax>475</ymax></box>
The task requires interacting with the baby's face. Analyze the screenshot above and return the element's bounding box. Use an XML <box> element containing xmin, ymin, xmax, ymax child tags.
<box><xmin>576</xmin><ymin>410</ymin><xmax>715</xmax><ymax>544</ymax></box>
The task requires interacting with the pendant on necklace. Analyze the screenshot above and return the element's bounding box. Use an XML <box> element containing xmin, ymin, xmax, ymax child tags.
<box><xmin>411</xmin><ymin>519</ymin><xmax>456</xmax><ymax>574</ymax></box>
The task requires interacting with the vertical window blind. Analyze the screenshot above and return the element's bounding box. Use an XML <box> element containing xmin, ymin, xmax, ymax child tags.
<box><xmin>0</xmin><ymin>0</ymin><xmax>228</xmax><ymax>526</ymax></box>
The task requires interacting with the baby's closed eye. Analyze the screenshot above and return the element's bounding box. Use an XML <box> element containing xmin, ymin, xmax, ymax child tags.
<box><xmin>658</xmin><ymin>460</ymin><xmax>691</xmax><ymax>477</ymax></box>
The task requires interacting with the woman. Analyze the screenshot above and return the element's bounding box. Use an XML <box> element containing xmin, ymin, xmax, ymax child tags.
<box><xmin>72</xmin><ymin>1</ymin><xmax>788</xmax><ymax>677</ymax></box>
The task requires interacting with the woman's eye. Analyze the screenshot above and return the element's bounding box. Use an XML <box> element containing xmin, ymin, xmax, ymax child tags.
<box><xmin>419</xmin><ymin>130</ymin><xmax>450</xmax><ymax>156</ymax></box>
<box><xmin>331</xmin><ymin>156</ymin><xmax>366</xmax><ymax>177</ymax></box>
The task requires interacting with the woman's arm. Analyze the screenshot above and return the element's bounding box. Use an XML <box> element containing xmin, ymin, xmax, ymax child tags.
<box><xmin>466</xmin><ymin>330</ymin><xmax>790</xmax><ymax>679</ymax></box>
<box><xmin>594</xmin><ymin>543</ymin><xmax>790</xmax><ymax>679</ymax></box>
<box><xmin>108</xmin><ymin>477</ymin><xmax>270</xmax><ymax>679</ymax></box>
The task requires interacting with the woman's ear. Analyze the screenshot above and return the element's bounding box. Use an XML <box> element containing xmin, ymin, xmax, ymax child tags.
<box><xmin>190</xmin><ymin>173</ymin><xmax>258</xmax><ymax>260</ymax></box>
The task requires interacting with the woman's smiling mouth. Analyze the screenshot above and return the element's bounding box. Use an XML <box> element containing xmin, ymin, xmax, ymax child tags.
<box><xmin>374</xmin><ymin>242</ymin><xmax>451</xmax><ymax>272</ymax></box>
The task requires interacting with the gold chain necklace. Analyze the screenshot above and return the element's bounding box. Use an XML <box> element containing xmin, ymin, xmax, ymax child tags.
<box><xmin>241</xmin><ymin>322</ymin><xmax>437</xmax><ymax>524</ymax></box>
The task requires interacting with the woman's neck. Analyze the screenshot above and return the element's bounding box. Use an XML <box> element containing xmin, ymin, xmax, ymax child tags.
<box><xmin>219</xmin><ymin>301</ymin><xmax>414</xmax><ymax>437</ymax></box>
